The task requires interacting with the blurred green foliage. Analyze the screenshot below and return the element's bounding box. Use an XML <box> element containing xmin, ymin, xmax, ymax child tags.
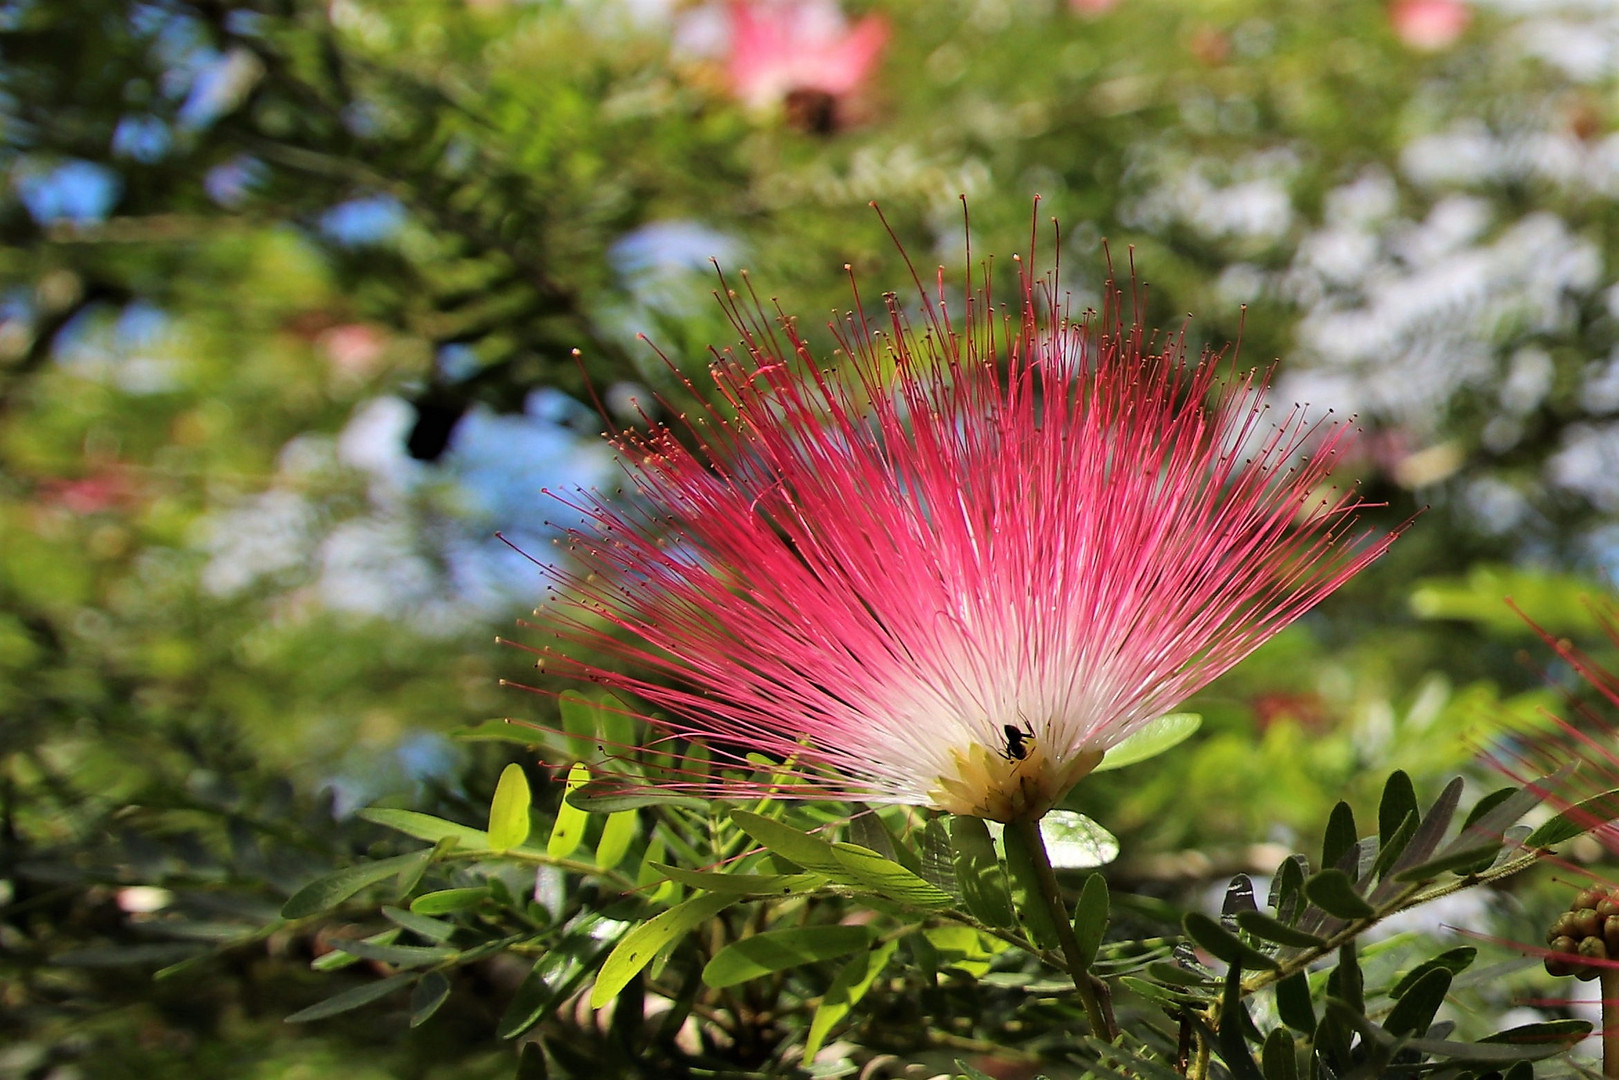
<box><xmin>9</xmin><ymin>0</ymin><xmax>1619</xmax><ymax>1076</ymax></box>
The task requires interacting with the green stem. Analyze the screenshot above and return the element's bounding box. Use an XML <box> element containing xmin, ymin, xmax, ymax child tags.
<box><xmin>1007</xmin><ymin>815</ymin><xmax>1117</xmax><ymax>1042</ymax></box>
<box><xmin>1604</xmin><ymin>968</ymin><xmax>1619</xmax><ymax>1080</ymax></box>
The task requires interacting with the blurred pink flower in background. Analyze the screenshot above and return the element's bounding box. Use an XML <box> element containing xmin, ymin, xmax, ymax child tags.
<box><xmin>1390</xmin><ymin>0</ymin><xmax>1470</xmax><ymax>51</ymax></box>
<box><xmin>522</xmin><ymin>223</ymin><xmax>1404</xmax><ymax>822</ymax></box>
<box><xmin>723</xmin><ymin>0</ymin><xmax>889</xmax><ymax>127</ymax></box>
<box><xmin>1068</xmin><ymin>0</ymin><xmax>1119</xmax><ymax>16</ymax></box>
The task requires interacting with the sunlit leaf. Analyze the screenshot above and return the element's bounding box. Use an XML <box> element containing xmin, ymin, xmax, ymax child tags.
<box><xmin>547</xmin><ymin>762</ymin><xmax>591</xmax><ymax>859</ymax></box>
<box><xmin>589</xmin><ymin>892</ymin><xmax>737</xmax><ymax>1007</ymax></box>
<box><xmin>1092</xmin><ymin>713</ymin><xmax>1200</xmax><ymax>773</ymax></box>
<box><xmin>488</xmin><ymin>763</ymin><xmax>533</xmax><ymax>852</ymax></box>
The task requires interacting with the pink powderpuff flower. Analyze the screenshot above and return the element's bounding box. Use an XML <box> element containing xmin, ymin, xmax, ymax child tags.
<box><xmin>724</xmin><ymin>0</ymin><xmax>889</xmax><ymax>114</ymax></box>
<box><xmin>1389</xmin><ymin>0</ymin><xmax>1470</xmax><ymax>51</ymax></box>
<box><xmin>521</xmin><ymin>218</ymin><xmax>1405</xmax><ymax>822</ymax></box>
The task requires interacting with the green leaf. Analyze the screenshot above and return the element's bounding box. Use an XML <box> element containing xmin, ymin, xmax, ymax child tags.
<box><xmin>1479</xmin><ymin>1018</ymin><xmax>1593</xmax><ymax>1047</ymax></box>
<box><xmin>558</xmin><ymin>690</ymin><xmax>603</xmax><ymax>762</ymax></box>
<box><xmin>1041</xmin><ymin>810</ymin><xmax>1119</xmax><ymax>869</ymax></box>
<box><xmin>1526</xmin><ymin>788</ymin><xmax>1619</xmax><ymax>847</ymax></box>
<box><xmin>281</xmin><ymin>851</ymin><xmax>429</xmax><ymax>919</ymax></box>
<box><xmin>409</xmin><ymin>888</ymin><xmax>490</xmax><ymax>915</ymax></box>
<box><xmin>1183</xmin><ymin>911</ymin><xmax>1279</xmax><ymax>971</ymax></box>
<box><xmin>517</xmin><ymin>1042</ymin><xmax>548</xmax><ymax>1080</ymax></box>
<box><xmin>1391</xmin><ymin>947</ymin><xmax>1476</xmax><ymax>999</ymax></box>
<box><xmin>547</xmin><ymin>762</ymin><xmax>591</xmax><ymax>859</ymax></box>
<box><xmin>488</xmin><ymin>763</ymin><xmax>533</xmax><ymax>852</ymax></box>
<box><xmin>1072</xmin><ymin>873</ymin><xmax>1109</xmax><ymax>974</ymax></box>
<box><xmin>728</xmin><ymin>809</ymin><xmax>848</xmax><ymax>878</ymax></box>
<box><xmin>1383</xmin><ymin>967</ymin><xmax>1451</xmax><ymax>1038</ymax></box>
<box><xmin>1369</xmin><ymin>810</ymin><xmax>1418</xmax><ymax>881</ymax></box>
<box><xmin>285</xmin><ymin>972</ymin><xmax>415</xmax><ymax>1023</ymax></box>
<box><xmin>949</xmin><ymin>816</ymin><xmax>1016</xmax><ymax>929</ymax></box>
<box><xmin>804</xmin><ymin>939</ymin><xmax>897</xmax><ymax>1060</ymax></box>
<box><xmin>1393</xmin><ymin>842</ymin><xmax>1503</xmax><ymax>882</ymax></box>
<box><xmin>1001</xmin><ymin>822</ymin><xmax>1062</xmax><ymax>950</ymax></box>
<box><xmin>831</xmin><ymin>842</ymin><xmax>954</xmax><ymax>908</ymax></box>
<box><xmin>1378</xmin><ymin>770</ymin><xmax>1419</xmax><ymax>849</ymax></box>
<box><xmin>357</xmin><ymin>808</ymin><xmax>490</xmax><ymax>851</ymax></box>
<box><xmin>701</xmin><ymin>924</ymin><xmax>873</xmax><ymax>988</ymax></box>
<box><xmin>381</xmin><ymin>905</ymin><xmax>457</xmax><ymax>944</ymax></box>
<box><xmin>329</xmin><ymin>938</ymin><xmax>458</xmax><ymax>968</ymax></box>
<box><xmin>590</xmin><ymin>892</ymin><xmax>737</xmax><ymax>1007</ymax></box>
<box><xmin>1322</xmin><ymin>801</ymin><xmax>1358</xmax><ymax>870</ymax></box>
<box><xmin>565</xmin><ymin>781</ymin><xmax>708</xmax><ymax>813</ymax></box>
<box><xmin>409</xmin><ymin>971</ymin><xmax>451</xmax><ymax>1028</ymax></box>
<box><xmin>1260</xmin><ymin>1028</ymin><xmax>1298</xmax><ymax>1080</ymax></box>
<box><xmin>649</xmin><ymin>863</ymin><xmax>822</xmax><ymax>896</ymax></box>
<box><xmin>498</xmin><ymin>958</ymin><xmax>553</xmax><ymax>1039</ymax></box>
<box><xmin>1093</xmin><ymin>713</ymin><xmax>1201</xmax><ymax>773</ymax></box>
<box><xmin>918</xmin><ymin>817</ymin><xmax>960</xmax><ymax>898</ymax></box>
<box><xmin>1274</xmin><ymin>971</ymin><xmax>1315</xmax><ymax>1034</ymax></box>
<box><xmin>595</xmin><ymin>810</ymin><xmax>638</xmax><ymax>870</ymax></box>
<box><xmin>1235</xmin><ymin>910</ymin><xmax>1326</xmax><ymax>949</ymax></box>
<box><xmin>1303</xmin><ymin>869</ymin><xmax>1374</xmax><ymax>920</ymax></box>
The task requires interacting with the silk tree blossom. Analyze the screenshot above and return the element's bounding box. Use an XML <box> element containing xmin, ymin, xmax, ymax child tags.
<box><xmin>522</xmin><ymin>228</ymin><xmax>1404</xmax><ymax>823</ymax></box>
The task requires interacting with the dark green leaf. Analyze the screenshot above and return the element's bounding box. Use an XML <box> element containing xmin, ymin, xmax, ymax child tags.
<box><xmin>804</xmin><ymin>939</ymin><xmax>897</xmax><ymax>1059</ymax></box>
<box><xmin>701</xmin><ymin>925</ymin><xmax>874</xmax><ymax>988</ymax></box>
<box><xmin>381</xmin><ymin>906</ymin><xmax>457</xmax><ymax>944</ymax></box>
<box><xmin>1183</xmin><ymin>911</ymin><xmax>1279</xmax><ymax>971</ymax></box>
<box><xmin>1304</xmin><ymin>869</ymin><xmax>1374</xmax><ymax>919</ymax></box>
<box><xmin>1369</xmin><ymin>810</ymin><xmax>1417</xmax><ymax>881</ymax></box>
<box><xmin>1214</xmin><ymin>963</ymin><xmax>1265</xmax><ymax>1080</ymax></box>
<box><xmin>281</xmin><ymin>852</ymin><xmax>430</xmax><ymax>919</ymax></box>
<box><xmin>1260</xmin><ymin>1028</ymin><xmax>1298</xmax><ymax>1080</ymax></box>
<box><xmin>1269</xmin><ymin>854</ymin><xmax>1308</xmax><ymax>925</ymax></box>
<box><xmin>410</xmin><ymin>972</ymin><xmax>451</xmax><ymax>1028</ymax></box>
<box><xmin>1072</xmin><ymin>873</ymin><xmax>1109</xmax><ymax>973</ymax></box>
<box><xmin>1378</xmin><ymin>770</ymin><xmax>1419</xmax><ymax>848</ymax></box>
<box><xmin>284</xmin><ymin>972</ymin><xmax>415</xmax><ymax>1023</ymax></box>
<box><xmin>1223</xmin><ymin>874</ymin><xmax>1258</xmax><ymax>921</ymax></box>
<box><xmin>1388</xmin><ymin>776</ymin><xmax>1464</xmax><ymax>878</ymax></box>
<box><xmin>1236</xmin><ymin>910</ymin><xmax>1326</xmax><ymax>948</ymax></box>
<box><xmin>1275</xmin><ymin>971</ymin><xmax>1315</xmax><ymax>1034</ymax></box>
<box><xmin>1391</xmin><ymin>946</ymin><xmax>1477</xmax><ymax>999</ymax></box>
<box><xmin>498</xmin><ymin>959</ymin><xmax>553</xmax><ymax>1039</ymax></box>
<box><xmin>1001</xmin><ymin>822</ymin><xmax>1062</xmax><ymax>950</ymax></box>
<box><xmin>330</xmin><ymin>938</ymin><xmax>458</xmax><ymax>968</ymax></box>
<box><xmin>517</xmin><ymin>1041</ymin><xmax>549</xmax><ymax>1080</ymax></box>
<box><xmin>1335</xmin><ymin>941</ymin><xmax>1364</xmax><ymax>1015</ymax></box>
<box><xmin>1393</xmin><ymin>842</ymin><xmax>1503</xmax><ymax>882</ymax></box>
<box><xmin>1322</xmin><ymin>801</ymin><xmax>1358</xmax><ymax>870</ymax></box>
<box><xmin>949</xmin><ymin>815</ymin><xmax>1016</xmax><ymax>929</ymax></box>
<box><xmin>1383</xmin><ymin>967</ymin><xmax>1451</xmax><ymax>1037</ymax></box>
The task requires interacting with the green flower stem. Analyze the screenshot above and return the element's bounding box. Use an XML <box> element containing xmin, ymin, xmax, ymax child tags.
<box><xmin>1007</xmin><ymin>815</ymin><xmax>1117</xmax><ymax>1042</ymax></box>
<box><xmin>1604</xmin><ymin>968</ymin><xmax>1619</xmax><ymax>1079</ymax></box>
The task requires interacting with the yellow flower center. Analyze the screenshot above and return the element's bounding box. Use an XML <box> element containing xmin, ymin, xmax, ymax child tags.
<box><xmin>927</xmin><ymin>739</ymin><xmax>1106</xmax><ymax>822</ymax></box>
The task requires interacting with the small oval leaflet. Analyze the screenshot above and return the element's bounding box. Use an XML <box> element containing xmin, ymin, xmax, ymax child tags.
<box><xmin>1041</xmin><ymin>810</ymin><xmax>1120</xmax><ymax>869</ymax></box>
<box><xmin>1092</xmin><ymin>713</ymin><xmax>1200</xmax><ymax>773</ymax></box>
